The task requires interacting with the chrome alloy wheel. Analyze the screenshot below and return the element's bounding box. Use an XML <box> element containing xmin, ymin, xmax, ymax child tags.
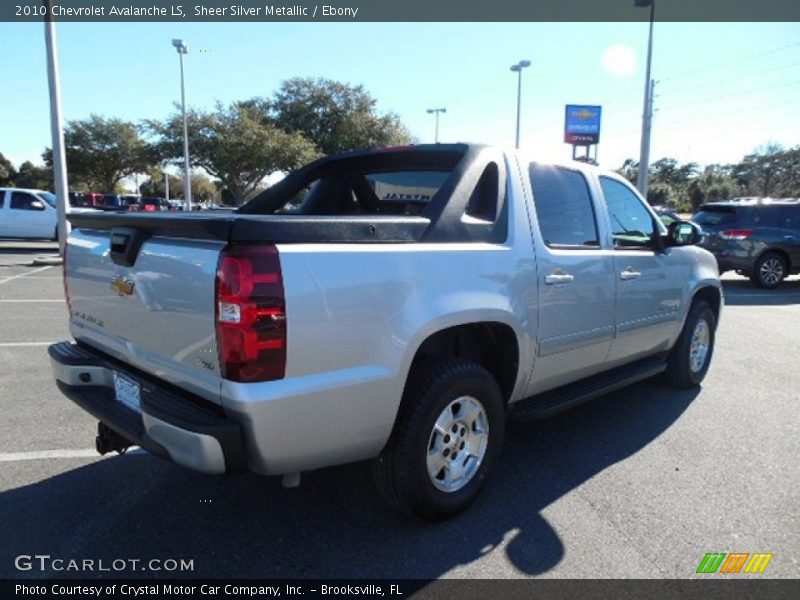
<box><xmin>689</xmin><ymin>318</ymin><xmax>711</xmax><ymax>373</ymax></box>
<box><xmin>760</xmin><ymin>257</ymin><xmax>784</xmax><ymax>286</ymax></box>
<box><xmin>426</xmin><ymin>396</ymin><xmax>489</xmax><ymax>493</ymax></box>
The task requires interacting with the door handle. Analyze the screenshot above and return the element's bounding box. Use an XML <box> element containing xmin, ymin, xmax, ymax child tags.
<box><xmin>545</xmin><ymin>272</ymin><xmax>575</xmax><ymax>285</ymax></box>
<box><xmin>620</xmin><ymin>267</ymin><xmax>642</xmax><ymax>281</ymax></box>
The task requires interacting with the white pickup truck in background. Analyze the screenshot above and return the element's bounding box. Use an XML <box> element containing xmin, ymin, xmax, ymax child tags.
<box><xmin>0</xmin><ymin>188</ymin><xmax>60</xmax><ymax>240</ymax></box>
<box><xmin>49</xmin><ymin>144</ymin><xmax>721</xmax><ymax>519</ymax></box>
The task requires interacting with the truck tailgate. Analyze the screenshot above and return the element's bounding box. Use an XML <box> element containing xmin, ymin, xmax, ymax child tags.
<box><xmin>65</xmin><ymin>228</ymin><xmax>225</xmax><ymax>404</ymax></box>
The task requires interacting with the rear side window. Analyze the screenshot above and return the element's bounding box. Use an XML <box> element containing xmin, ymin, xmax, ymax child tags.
<box><xmin>529</xmin><ymin>164</ymin><xmax>599</xmax><ymax>247</ymax></box>
<box><xmin>0</xmin><ymin>191</ymin><xmax>4</xmax><ymax>208</ymax></box>
<box><xmin>780</xmin><ymin>206</ymin><xmax>800</xmax><ymax>230</ymax></box>
<box><xmin>692</xmin><ymin>207</ymin><xmax>739</xmax><ymax>227</ymax></box>
<box><xmin>752</xmin><ymin>207</ymin><xmax>780</xmax><ymax>228</ymax></box>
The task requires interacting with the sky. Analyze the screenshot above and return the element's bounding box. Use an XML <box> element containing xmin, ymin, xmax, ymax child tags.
<box><xmin>1</xmin><ymin>21</ymin><xmax>799</xmax><ymax>184</ymax></box>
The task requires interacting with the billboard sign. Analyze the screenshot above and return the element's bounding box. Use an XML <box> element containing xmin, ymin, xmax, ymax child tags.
<box><xmin>564</xmin><ymin>104</ymin><xmax>602</xmax><ymax>145</ymax></box>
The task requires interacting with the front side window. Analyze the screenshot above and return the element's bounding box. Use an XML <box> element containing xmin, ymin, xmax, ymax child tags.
<box><xmin>10</xmin><ymin>192</ymin><xmax>45</xmax><ymax>211</ymax></box>
<box><xmin>600</xmin><ymin>177</ymin><xmax>655</xmax><ymax>248</ymax></box>
<box><xmin>529</xmin><ymin>164</ymin><xmax>599</xmax><ymax>248</ymax></box>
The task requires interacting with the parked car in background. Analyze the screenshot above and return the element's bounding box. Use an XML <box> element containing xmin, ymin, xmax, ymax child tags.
<box><xmin>120</xmin><ymin>195</ymin><xmax>141</xmax><ymax>210</ymax></box>
<box><xmin>693</xmin><ymin>201</ymin><xmax>800</xmax><ymax>288</ymax></box>
<box><xmin>652</xmin><ymin>206</ymin><xmax>681</xmax><ymax>227</ymax></box>
<box><xmin>0</xmin><ymin>187</ymin><xmax>58</xmax><ymax>240</ymax></box>
<box><xmin>101</xmin><ymin>194</ymin><xmax>123</xmax><ymax>209</ymax></box>
<box><xmin>69</xmin><ymin>191</ymin><xmax>105</xmax><ymax>208</ymax></box>
<box><xmin>139</xmin><ymin>197</ymin><xmax>169</xmax><ymax>212</ymax></box>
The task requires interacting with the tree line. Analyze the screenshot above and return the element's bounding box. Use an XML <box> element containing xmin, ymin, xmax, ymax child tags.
<box><xmin>617</xmin><ymin>142</ymin><xmax>800</xmax><ymax>212</ymax></box>
<box><xmin>1</xmin><ymin>76</ymin><xmax>796</xmax><ymax>209</ymax></box>
<box><xmin>0</xmin><ymin>77</ymin><xmax>412</xmax><ymax>205</ymax></box>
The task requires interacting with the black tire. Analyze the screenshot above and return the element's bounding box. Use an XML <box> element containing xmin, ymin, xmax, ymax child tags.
<box><xmin>749</xmin><ymin>252</ymin><xmax>787</xmax><ymax>289</ymax></box>
<box><xmin>372</xmin><ymin>359</ymin><xmax>506</xmax><ymax>521</ymax></box>
<box><xmin>664</xmin><ymin>300</ymin><xmax>716</xmax><ymax>389</ymax></box>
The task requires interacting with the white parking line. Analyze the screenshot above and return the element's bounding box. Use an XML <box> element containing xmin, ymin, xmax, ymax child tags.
<box><xmin>0</xmin><ymin>299</ymin><xmax>64</xmax><ymax>303</ymax></box>
<box><xmin>0</xmin><ymin>265</ymin><xmax>53</xmax><ymax>285</ymax></box>
<box><xmin>0</xmin><ymin>448</ymin><xmax>144</xmax><ymax>462</ymax></box>
<box><xmin>0</xmin><ymin>342</ymin><xmax>57</xmax><ymax>347</ymax></box>
<box><xmin>0</xmin><ymin>449</ymin><xmax>99</xmax><ymax>462</ymax></box>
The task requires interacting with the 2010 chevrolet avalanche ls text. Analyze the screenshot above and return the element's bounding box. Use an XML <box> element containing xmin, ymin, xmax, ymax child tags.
<box><xmin>49</xmin><ymin>144</ymin><xmax>722</xmax><ymax>520</ymax></box>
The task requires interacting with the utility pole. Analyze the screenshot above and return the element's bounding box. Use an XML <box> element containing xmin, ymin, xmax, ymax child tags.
<box><xmin>638</xmin><ymin>79</ymin><xmax>656</xmax><ymax>200</ymax></box>
<box><xmin>635</xmin><ymin>0</ymin><xmax>656</xmax><ymax>198</ymax></box>
<box><xmin>44</xmin><ymin>2</ymin><xmax>70</xmax><ymax>256</ymax></box>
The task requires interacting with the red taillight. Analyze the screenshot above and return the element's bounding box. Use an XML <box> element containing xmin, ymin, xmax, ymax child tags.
<box><xmin>215</xmin><ymin>244</ymin><xmax>286</xmax><ymax>382</ymax></box>
<box><xmin>720</xmin><ymin>229</ymin><xmax>752</xmax><ymax>240</ymax></box>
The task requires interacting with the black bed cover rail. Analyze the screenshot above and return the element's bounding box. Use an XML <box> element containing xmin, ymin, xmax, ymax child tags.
<box><xmin>67</xmin><ymin>211</ymin><xmax>431</xmax><ymax>243</ymax></box>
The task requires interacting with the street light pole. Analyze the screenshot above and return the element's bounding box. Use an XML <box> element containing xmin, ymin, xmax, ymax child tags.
<box><xmin>635</xmin><ymin>0</ymin><xmax>655</xmax><ymax>199</ymax></box>
<box><xmin>509</xmin><ymin>60</ymin><xmax>531</xmax><ymax>149</ymax></box>
<box><xmin>172</xmin><ymin>39</ymin><xmax>192</xmax><ymax>211</ymax></box>
<box><xmin>44</xmin><ymin>2</ymin><xmax>70</xmax><ymax>256</ymax></box>
<box><xmin>426</xmin><ymin>108</ymin><xmax>446</xmax><ymax>143</ymax></box>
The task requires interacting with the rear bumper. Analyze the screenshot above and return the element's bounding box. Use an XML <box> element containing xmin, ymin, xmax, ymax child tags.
<box><xmin>49</xmin><ymin>341</ymin><xmax>246</xmax><ymax>475</ymax></box>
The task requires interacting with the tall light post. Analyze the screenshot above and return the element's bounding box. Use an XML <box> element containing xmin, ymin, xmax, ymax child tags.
<box><xmin>509</xmin><ymin>60</ymin><xmax>531</xmax><ymax>150</ymax></box>
<box><xmin>172</xmin><ymin>38</ymin><xmax>192</xmax><ymax>211</ymax></box>
<box><xmin>44</xmin><ymin>1</ymin><xmax>70</xmax><ymax>256</ymax></box>
<box><xmin>635</xmin><ymin>0</ymin><xmax>655</xmax><ymax>199</ymax></box>
<box><xmin>426</xmin><ymin>108</ymin><xmax>446</xmax><ymax>143</ymax></box>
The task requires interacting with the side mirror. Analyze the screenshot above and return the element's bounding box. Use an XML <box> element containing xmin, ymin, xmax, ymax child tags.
<box><xmin>30</xmin><ymin>200</ymin><xmax>45</xmax><ymax>211</ymax></box>
<box><xmin>667</xmin><ymin>220</ymin><xmax>702</xmax><ymax>246</ymax></box>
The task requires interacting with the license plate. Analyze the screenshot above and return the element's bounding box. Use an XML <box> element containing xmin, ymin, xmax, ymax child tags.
<box><xmin>113</xmin><ymin>372</ymin><xmax>141</xmax><ymax>413</ymax></box>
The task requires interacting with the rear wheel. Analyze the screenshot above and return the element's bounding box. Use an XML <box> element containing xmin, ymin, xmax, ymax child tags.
<box><xmin>750</xmin><ymin>252</ymin><xmax>786</xmax><ymax>289</ymax></box>
<box><xmin>372</xmin><ymin>359</ymin><xmax>505</xmax><ymax>520</ymax></box>
<box><xmin>664</xmin><ymin>300</ymin><xmax>716</xmax><ymax>389</ymax></box>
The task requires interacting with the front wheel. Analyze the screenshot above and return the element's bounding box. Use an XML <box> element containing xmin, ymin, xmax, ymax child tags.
<box><xmin>664</xmin><ymin>300</ymin><xmax>716</xmax><ymax>389</ymax></box>
<box><xmin>372</xmin><ymin>359</ymin><xmax>506</xmax><ymax>521</ymax></box>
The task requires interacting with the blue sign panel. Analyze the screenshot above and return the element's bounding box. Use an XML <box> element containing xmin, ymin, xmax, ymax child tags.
<box><xmin>564</xmin><ymin>105</ymin><xmax>602</xmax><ymax>145</ymax></box>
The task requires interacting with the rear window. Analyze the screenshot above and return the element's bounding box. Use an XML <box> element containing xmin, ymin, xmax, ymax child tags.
<box><xmin>242</xmin><ymin>147</ymin><xmax>466</xmax><ymax>216</ymax></box>
<box><xmin>366</xmin><ymin>171</ymin><xmax>447</xmax><ymax>204</ymax></box>
<box><xmin>692</xmin><ymin>206</ymin><xmax>740</xmax><ymax>227</ymax></box>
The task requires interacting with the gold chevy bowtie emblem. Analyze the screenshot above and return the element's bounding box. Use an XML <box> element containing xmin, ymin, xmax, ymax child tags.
<box><xmin>110</xmin><ymin>275</ymin><xmax>135</xmax><ymax>297</ymax></box>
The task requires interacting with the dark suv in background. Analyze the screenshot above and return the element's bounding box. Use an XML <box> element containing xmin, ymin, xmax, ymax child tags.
<box><xmin>693</xmin><ymin>200</ymin><xmax>800</xmax><ymax>288</ymax></box>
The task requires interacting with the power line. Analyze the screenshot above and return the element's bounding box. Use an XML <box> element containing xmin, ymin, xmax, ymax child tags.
<box><xmin>659</xmin><ymin>41</ymin><xmax>800</xmax><ymax>84</ymax></box>
<box><xmin>657</xmin><ymin>61</ymin><xmax>800</xmax><ymax>99</ymax></box>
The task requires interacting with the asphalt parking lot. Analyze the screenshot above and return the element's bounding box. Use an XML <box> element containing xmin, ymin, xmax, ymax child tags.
<box><xmin>0</xmin><ymin>240</ymin><xmax>798</xmax><ymax>580</ymax></box>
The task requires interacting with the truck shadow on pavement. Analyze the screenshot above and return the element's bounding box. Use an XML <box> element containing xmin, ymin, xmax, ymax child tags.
<box><xmin>0</xmin><ymin>381</ymin><xmax>698</xmax><ymax>579</ymax></box>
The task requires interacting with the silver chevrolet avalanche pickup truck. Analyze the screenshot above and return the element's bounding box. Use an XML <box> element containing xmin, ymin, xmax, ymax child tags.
<box><xmin>50</xmin><ymin>144</ymin><xmax>721</xmax><ymax>520</ymax></box>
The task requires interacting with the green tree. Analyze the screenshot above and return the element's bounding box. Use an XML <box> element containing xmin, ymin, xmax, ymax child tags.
<box><xmin>733</xmin><ymin>142</ymin><xmax>786</xmax><ymax>197</ymax></box>
<box><xmin>149</xmin><ymin>101</ymin><xmax>319</xmax><ymax>204</ymax></box>
<box><xmin>271</xmin><ymin>77</ymin><xmax>414</xmax><ymax>155</ymax></box>
<box><xmin>44</xmin><ymin>115</ymin><xmax>155</xmax><ymax>192</ymax></box>
<box><xmin>0</xmin><ymin>152</ymin><xmax>16</xmax><ymax>186</ymax></box>
<box><xmin>616</xmin><ymin>158</ymin><xmax>638</xmax><ymax>185</ymax></box>
<box><xmin>14</xmin><ymin>161</ymin><xmax>52</xmax><ymax>190</ymax></box>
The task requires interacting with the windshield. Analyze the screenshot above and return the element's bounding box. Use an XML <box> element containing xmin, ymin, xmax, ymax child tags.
<box><xmin>38</xmin><ymin>192</ymin><xmax>57</xmax><ymax>208</ymax></box>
